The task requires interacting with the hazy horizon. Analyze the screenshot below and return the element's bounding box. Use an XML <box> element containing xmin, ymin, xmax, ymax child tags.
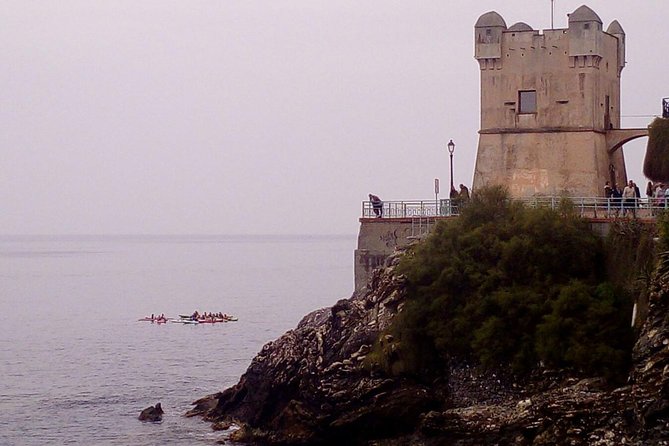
<box><xmin>3</xmin><ymin>1</ymin><xmax>667</xmax><ymax>236</ymax></box>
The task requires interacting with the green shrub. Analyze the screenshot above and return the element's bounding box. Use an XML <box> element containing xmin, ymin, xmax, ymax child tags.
<box><xmin>656</xmin><ymin>210</ymin><xmax>669</xmax><ymax>251</ymax></box>
<box><xmin>644</xmin><ymin>117</ymin><xmax>669</xmax><ymax>182</ymax></box>
<box><xmin>604</xmin><ymin>217</ymin><xmax>656</xmax><ymax>301</ymax></box>
<box><xmin>536</xmin><ymin>281</ymin><xmax>633</xmax><ymax>381</ymax></box>
<box><xmin>380</xmin><ymin>187</ymin><xmax>634</xmax><ymax>381</ymax></box>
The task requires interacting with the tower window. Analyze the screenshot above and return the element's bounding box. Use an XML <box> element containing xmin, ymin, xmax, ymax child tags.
<box><xmin>584</xmin><ymin>23</ymin><xmax>590</xmax><ymax>30</ymax></box>
<box><xmin>518</xmin><ymin>90</ymin><xmax>537</xmax><ymax>114</ymax></box>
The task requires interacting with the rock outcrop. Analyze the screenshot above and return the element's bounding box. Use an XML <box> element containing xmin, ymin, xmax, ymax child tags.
<box><xmin>190</xmin><ymin>250</ymin><xmax>669</xmax><ymax>445</ymax></box>
<box><xmin>138</xmin><ymin>402</ymin><xmax>163</xmax><ymax>422</ymax></box>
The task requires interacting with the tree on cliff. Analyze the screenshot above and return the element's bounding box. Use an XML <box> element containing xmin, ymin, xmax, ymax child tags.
<box><xmin>378</xmin><ymin>186</ymin><xmax>634</xmax><ymax>381</ymax></box>
<box><xmin>644</xmin><ymin>117</ymin><xmax>669</xmax><ymax>182</ymax></box>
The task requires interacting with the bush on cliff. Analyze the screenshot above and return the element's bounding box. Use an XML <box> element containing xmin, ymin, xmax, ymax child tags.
<box><xmin>656</xmin><ymin>210</ymin><xmax>669</xmax><ymax>251</ymax></box>
<box><xmin>644</xmin><ymin>117</ymin><xmax>669</xmax><ymax>182</ymax></box>
<box><xmin>376</xmin><ymin>187</ymin><xmax>634</xmax><ymax>381</ymax></box>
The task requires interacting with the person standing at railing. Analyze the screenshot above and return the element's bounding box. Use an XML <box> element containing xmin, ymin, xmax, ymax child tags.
<box><xmin>622</xmin><ymin>180</ymin><xmax>637</xmax><ymax>217</ymax></box>
<box><xmin>646</xmin><ymin>181</ymin><xmax>654</xmax><ymax>202</ymax></box>
<box><xmin>449</xmin><ymin>187</ymin><xmax>459</xmax><ymax>215</ymax></box>
<box><xmin>653</xmin><ymin>183</ymin><xmax>665</xmax><ymax>215</ymax></box>
<box><xmin>633</xmin><ymin>181</ymin><xmax>641</xmax><ymax>209</ymax></box>
<box><xmin>454</xmin><ymin>184</ymin><xmax>470</xmax><ymax>215</ymax></box>
<box><xmin>459</xmin><ymin>184</ymin><xmax>470</xmax><ymax>202</ymax></box>
<box><xmin>369</xmin><ymin>194</ymin><xmax>383</xmax><ymax>218</ymax></box>
<box><xmin>604</xmin><ymin>181</ymin><xmax>613</xmax><ymax>217</ymax></box>
<box><xmin>604</xmin><ymin>181</ymin><xmax>613</xmax><ymax>199</ymax></box>
<box><xmin>611</xmin><ymin>185</ymin><xmax>622</xmax><ymax>217</ymax></box>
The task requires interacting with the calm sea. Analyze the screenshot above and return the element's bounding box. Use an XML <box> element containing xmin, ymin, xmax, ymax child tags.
<box><xmin>0</xmin><ymin>235</ymin><xmax>356</xmax><ymax>445</ymax></box>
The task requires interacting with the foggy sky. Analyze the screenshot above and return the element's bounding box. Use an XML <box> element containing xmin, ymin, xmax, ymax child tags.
<box><xmin>2</xmin><ymin>1</ymin><xmax>667</xmax><ymax>235</ymax></box>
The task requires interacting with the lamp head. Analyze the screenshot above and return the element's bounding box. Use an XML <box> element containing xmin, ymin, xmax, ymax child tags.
<box><xmin>447</xmin><ymin>139</ymin><xmax>455</xmax><ymax>154</ymax></box>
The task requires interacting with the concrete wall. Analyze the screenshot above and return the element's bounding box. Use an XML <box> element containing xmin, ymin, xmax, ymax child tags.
<box><xmin>354</xmin><ymin>218</ymin><xmax>436</xmax><ymax>292</ymax></box>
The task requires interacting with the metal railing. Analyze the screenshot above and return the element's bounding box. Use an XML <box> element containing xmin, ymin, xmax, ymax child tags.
<box><xmin>362</xmin><ymin>199</ymin><xmax>460</xmax><ymax>219</ymax></box>
<box><xmin>362</xmin><ymin>197</ymin><xmax>669</xmax><ymax>219</ymax></box>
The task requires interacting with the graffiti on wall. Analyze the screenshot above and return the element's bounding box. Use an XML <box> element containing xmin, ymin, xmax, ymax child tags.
<box><xmin>357</xmin><ymin>251</ymin><xmax>388</xmax><ymax>272</ymax></box>
<box><xmin>379</xmin><ymin>227</ymin><xmax>412</xmax><ymax>248</ymax></box>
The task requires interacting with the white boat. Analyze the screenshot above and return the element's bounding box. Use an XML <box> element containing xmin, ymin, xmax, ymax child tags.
<box><xmin>170</xmin><ymin>319</ymin><xmax>199</xmax><ymax>325</ymax></box>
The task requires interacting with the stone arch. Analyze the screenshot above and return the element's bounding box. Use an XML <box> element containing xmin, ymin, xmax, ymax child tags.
<box><xmin>606</xmin><ymin>128</ymin><xmax>649</xmax><ymax>153</ymax></box>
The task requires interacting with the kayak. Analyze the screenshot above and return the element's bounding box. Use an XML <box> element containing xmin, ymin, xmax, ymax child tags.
<box><xmin>179</xmin><ymin>313</ymin><xmax>238</xmax><ymax>322</ymax></box>
<box><xmin>198</xmin><ymin>318</ymin><xmax>228</xmax><ymax>324</ymax></box>
<box><xmin>170</xmin><ymin>319</ymin><xmax>199</xmax><ymax>325</ymax></box>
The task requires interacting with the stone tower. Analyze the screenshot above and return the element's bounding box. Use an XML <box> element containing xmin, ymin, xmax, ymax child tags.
<box><xmin>472</xmin><ymin>5</ymin><xmax>631</xmax><ymax>196</ymax></box>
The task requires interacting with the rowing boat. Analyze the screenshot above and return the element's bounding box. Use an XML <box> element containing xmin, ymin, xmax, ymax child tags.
<box><xmin>170</xmin><ymin>319</ymin><xmax>199</xmax><ymax>325</ymax></box>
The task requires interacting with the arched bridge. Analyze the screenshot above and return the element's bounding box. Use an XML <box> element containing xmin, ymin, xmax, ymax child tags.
<box><xmin>607</xmin><ymin>128</ymin><xmax>649</xmax><ymax>153</ymax></box>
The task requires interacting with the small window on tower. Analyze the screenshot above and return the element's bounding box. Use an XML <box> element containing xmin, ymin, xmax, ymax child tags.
<box><xmin>519</xmin><ymin>90</ymin><xmax>537</xmax><ymax>114</ymax></box>
<box><xmin>584</xmin><ymin>23</ymin><xmax>590</xmax><ymax>30</ymax></box>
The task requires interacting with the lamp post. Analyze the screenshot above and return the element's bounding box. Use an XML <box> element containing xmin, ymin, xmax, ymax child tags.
<box><xmin>447</xmin><ymin>139</ymin><xmax>455</xmax><ymax>193</ymax></box>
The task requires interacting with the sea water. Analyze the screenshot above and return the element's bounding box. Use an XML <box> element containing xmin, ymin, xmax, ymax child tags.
<box><xmin>0</xmin><ymin>235</ymin><xmax>355</xmax><ymax>445</ymax></box>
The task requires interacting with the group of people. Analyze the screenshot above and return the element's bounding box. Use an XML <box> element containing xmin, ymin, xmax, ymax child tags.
<box><xmin>450</xmin><ymin>184</ymin><xmax>470</xmax><ymax>211</ymax></box>
<box><xmin>188</xmin><ymin>310</ymin><xmax>233</xmax><ymax>321</ymax></box>
<box><xmin>604</xmin><ymin>180</ymin><xmax>668</xmax><ymax>216</ymax></box>
<box><xmin>648</xmin><ymin>181</ymin><xmax>668</xmax><ymax>211</ymax></box>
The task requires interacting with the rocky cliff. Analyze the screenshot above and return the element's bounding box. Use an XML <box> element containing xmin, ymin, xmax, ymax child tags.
<box><xmin>189</xmin><ymin>251</ymin><xmax>669</xmax><ymax>445</ymax></box>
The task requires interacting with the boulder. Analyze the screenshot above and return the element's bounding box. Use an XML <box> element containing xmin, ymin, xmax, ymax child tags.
<box><xmin>138</xmin><ymin>403</ymin><xmax>163</xmax><ymax>422</ymax></box>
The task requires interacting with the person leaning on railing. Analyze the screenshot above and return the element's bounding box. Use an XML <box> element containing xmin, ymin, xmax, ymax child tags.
<box><xmin>369</xmin><ymin>193</ymin><xmax>383</xmax><ymax>218</ymax></box>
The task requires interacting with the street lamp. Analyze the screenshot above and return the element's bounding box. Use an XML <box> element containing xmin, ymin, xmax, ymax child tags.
<box><xmin>447</xmin><ymin>139</ymin><xmax>455</xmax><ymax>193</ymax></box>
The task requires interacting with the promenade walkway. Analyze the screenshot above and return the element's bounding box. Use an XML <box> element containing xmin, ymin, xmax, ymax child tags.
<box><xmin>361</xmin><ymin>197</ymin><xmax>664</xmax><ymax>221</ymax></box>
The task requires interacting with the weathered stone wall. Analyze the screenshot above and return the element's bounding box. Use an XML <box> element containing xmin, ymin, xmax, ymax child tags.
<box><xmin>354</xmin><ymin>218</ymin><xmax>417</xmax><ymax>292</ymax></box>
<box><xmin>474</xmin><ymin>131</ymin><xmax>627</xmax><ymax>196</ymax></box>
<box><xmin>354</xmin><ymin>218</ymin><xmax>450</xmax><ymax>292</ymax></box>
